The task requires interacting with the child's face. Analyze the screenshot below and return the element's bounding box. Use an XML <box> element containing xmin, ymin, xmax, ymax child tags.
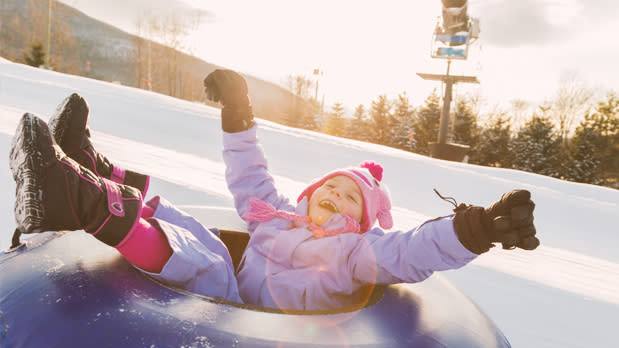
<box><xmin>308</xmin><ymin>175</ymin><xmax>363</xmax><ymax>226</ymax></box>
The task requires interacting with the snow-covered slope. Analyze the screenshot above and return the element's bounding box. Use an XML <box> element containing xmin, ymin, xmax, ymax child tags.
<box><xmin>1</xmin><ymin>59</ymin><xmax>618</xmax><ymax>348</ymax></box>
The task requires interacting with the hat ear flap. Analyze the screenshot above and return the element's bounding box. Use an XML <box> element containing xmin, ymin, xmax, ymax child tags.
<box><xmin>297</xmin><ymin>181</ymin><xmax>320</xmax><ymax>203</ymax></box>
<box><xmin>375</xmin><ymin>183</ymin><xmax>392</xmax><ymax>229</ymax></box>
<box><xmin>377</xmin><ymin>210</ymin><xmax>393</xmax><ymax>229</ymax></box>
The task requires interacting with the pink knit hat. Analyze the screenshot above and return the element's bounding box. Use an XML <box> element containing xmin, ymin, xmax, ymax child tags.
<box><xmin>297</xmin><ymin>161</ymin><xmax>393</xmax><ymax>232</ymax></box>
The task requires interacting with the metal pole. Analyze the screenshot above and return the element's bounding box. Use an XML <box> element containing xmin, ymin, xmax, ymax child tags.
<box><xmin>147</xmin><ymin>40</ymin><xmax>152</xmax><ymax>90</ymax></box>
<box><xmin>438</xmin><ymin>60</ymin><xmax>452</xmax><ymax>145</ymax></box>
<box><xmin>46</xmin><ymin>0</ymin><xmax>52</xmax><ymax>68</ymax></box>
<box><xmin>0</xmin><ymin>0</ymin><xmax>3</xmax><ymax>57</ymax></box>
<box><xmin>314</xmin><ymin>78</ymin><xmax>319</xmax><ymax>101</ymax></box>
<box><xmin>313</xmin><ymin>68</ymin><xmax>321</xmax><ymax>101</ymax></box>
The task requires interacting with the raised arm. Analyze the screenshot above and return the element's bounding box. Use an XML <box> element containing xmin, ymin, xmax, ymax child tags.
<box><xmin>351</xmin><ymin>217</ymin><xmax>478</xmax><ymax>285</ymax></box>
<box><xmin>204</xmin><ymin>70</ymin><xmax>291</xmax><ymax>229</ymax></box>
<box><xmin>351</xmin><ymin>190</ymin><xmax>540</xmax><ymax>285</ymax></box>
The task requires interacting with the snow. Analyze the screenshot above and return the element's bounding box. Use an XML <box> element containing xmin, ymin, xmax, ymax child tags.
<box><xmin>1</xmin><ymin>59</ymin><xmax>618</xmax><ymax>347</ymax></box>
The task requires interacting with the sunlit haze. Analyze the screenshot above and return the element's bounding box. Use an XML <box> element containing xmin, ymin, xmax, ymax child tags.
<box><xmin>61</xmin><ymin>0</ymin><xmax>617</xmax><ymax>111</ymax></box>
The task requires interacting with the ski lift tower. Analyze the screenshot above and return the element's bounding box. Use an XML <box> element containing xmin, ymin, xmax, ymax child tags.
<box><xmin>417</xmin><ymin>0</ymin><xmax>480</xmax><ymax>161</ymax></box>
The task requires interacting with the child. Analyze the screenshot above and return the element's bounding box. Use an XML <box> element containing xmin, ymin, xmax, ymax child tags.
<box><xmin>9</xmin><ymin>71</ymin><xmax>539</xmax><ymax>311</ymax></box>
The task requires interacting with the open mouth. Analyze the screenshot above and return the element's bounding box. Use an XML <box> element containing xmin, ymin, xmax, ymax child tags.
<box><xmin>318</xmin><ymin>200</ymin><xmax>339</xmax><ymax>213</ymax></box>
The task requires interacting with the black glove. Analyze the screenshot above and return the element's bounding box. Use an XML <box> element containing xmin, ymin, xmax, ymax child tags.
<box><xmin>453</xmin><ymin>189</ymin><xmax>540</xmax><ymax>254</ymax></box>
<box><xmin>203</xmin><ymin>69</ymin><xmax>254</xmax><ymax>133</ymax></box>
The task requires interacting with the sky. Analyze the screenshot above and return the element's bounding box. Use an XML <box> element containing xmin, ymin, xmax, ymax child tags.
<box><xmin>1</xmin><ymin>56</ymin><xmax>619</xmax><ymax>347</ymax></box>
<box><xmin>57</xmin><ymin>0</ymin><xmax>619</xmax><ymax>113</ymax></box>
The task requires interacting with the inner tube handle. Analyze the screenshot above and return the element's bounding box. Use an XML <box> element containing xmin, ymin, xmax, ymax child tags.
<box><xmin>9</xmin><ymin>228</ymin><xmax>23</xmax><ymax>251</ymax></box>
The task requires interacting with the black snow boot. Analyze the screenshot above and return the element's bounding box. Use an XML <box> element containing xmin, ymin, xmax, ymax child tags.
<box><xmin>9</xmin><ymin>113</ymin><xmax>143</xmax><ymax>247</ymax></box>
<box><xmin>47</xmin><ymin>93</ymin><xmax>150</xmax><ymax>195</ymax></box>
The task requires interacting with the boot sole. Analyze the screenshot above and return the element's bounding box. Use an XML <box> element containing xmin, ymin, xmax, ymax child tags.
<box><xmin>9</xmin><ymin>114</ymin><xmax>57</xmax><ymax>233</ymax></box>
<box><xmin>48</xmin><ymin>93</ymin><xmax>89</xmax><ymax>154</ymax></box>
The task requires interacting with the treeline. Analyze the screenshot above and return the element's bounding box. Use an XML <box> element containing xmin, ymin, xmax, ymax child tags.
<box><xmin>6</xmin><ymin>1</ymin><xmax>618</xmax><ymax>188</ymax></box>
<box><xmin>6</xmin><ymin>0</ymin><xmax>295</xmax><ymax>124</ymax></box>
<box><xmin>284</xmin><ymin>77</ymin><xmax>618</xmax><ymax>189</ymax></box>
<box><xmin>1</xmin><ymin>0</ymin><xmax>83</xmax><ymax>75</ymax></box>
<box><xmin>4</xmin><ymin>0</ymin><xmax>205</xmax><ymax>100</ymax></box>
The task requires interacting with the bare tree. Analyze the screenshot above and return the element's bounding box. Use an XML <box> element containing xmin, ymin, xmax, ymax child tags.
<box><xmin>0</xmin><ymin>0</ymin><xmax>5</xmax><ymax>57</ymax></box>
<box><xmin>550</xmin><ymin>71</ymin><xmax>594</xmax><ymax>145</ymax></box>
<box><xmin>134</xmin><ymin>10</ymin><xmax>156</xmax><ymax>90</ymax></box>
<box><xmin>49</xmin><ymin>4</ymin><xmax>81</xmax><ymax>74</ymax></box>
<box><xmin>509</xmin><ymin>99</ymin><xmax>530</xmax><ymax>131</ymax></box>
<box><xmin>154</xmin><ymin>12</ymin><xmax>201</xmax><ymax>97</ymax></box>
<box><xmin>284</xmin><ymin>74</ymin><xmax>316</xmax><ymax>127</ymax></box>
<box><xmin>287</xmin><ymin>75</ymin><xmax>313</xmax><ymax>99</ymax></box>
<box><xmin>134</xmin><ymin>10</ymin><xmax>201</xmax><ymax>97</ymax></box>
<box><xmin>3</xmin><ymin>0</ymin><xmax>79</xmax><ymax>73</ymax></box>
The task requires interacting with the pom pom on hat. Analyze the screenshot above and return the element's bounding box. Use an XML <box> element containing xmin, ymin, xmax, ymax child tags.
<box><xmin>298</xmin><ymin>161</ymin><xmax>393</xmax><ymax>232</ymax></box>
<box><xmin>360</xmin><ymin>161</ymin><xmax>383</xmax><ymax>181</ymax></box>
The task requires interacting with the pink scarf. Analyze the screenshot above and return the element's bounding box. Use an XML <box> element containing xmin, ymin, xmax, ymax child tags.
<box><xmin>244</xmin><ymin>198</ymin><xmax>361</xmax><ymax>238</ymax></box>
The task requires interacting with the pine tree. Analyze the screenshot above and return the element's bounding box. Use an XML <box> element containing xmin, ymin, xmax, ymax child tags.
<box><xmin>23</xmin><ymin>41</ymin><xmax>46</xmax><ymax>67</ymax></box>
<box><xmin>566</xmin><ymin>125</ymin><xmax>602</xmax><ymax>184</ymax></box>
<box><xmin>451</xmin><ymin>99</ymin><xmax>479</xmax><ymax>144</ymax></box>
<box><xmin>324</xmin><ymin>102</ymin><xmax>347</xmax><ymax>137</ymax></box>
<box><xmin>472</xmin><ymin>113</ymin><xmax>512</xmax><ymax>167</ymax></box>
<box><xmin>569</xmin><ymin>93</ymin><xmax>619</xmax><ymax>186</ymax></box>
<box><xmin>511</xmin><ymin>115</ymin><xmax>561</xmax><ymax>177</ymax></box>
<box><xmin>392</xmin><ymin>92</ymin><xmax>416</xmax><ymax>151</ymax></box>
<box><xmin>451</xmin><ymin>99</ymin><xmax>480</xmax><ymax>155</ymax></box>
<box><xmin>297</xmin><ymin>98</ymin><xmax>320</xmax><ymax>131</ymax></box>
<box><xmin>411</xmin><ymin>91</ymin><xmax>441</xmax><ymax>155</ymax></box>
<box><xmin>348</xmin><ymin>104</ymin><xmax>371</xmax><ymax>141</ymax></box>
<box><xmin>369</xmin><ymin>95</ymin><xmax>392</xmax><ymax>145</ymax></box>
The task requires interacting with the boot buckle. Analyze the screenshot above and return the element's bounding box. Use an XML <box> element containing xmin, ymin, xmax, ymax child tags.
<box><xmin>102</xmin><ymin>178</ymin><xmax>125</xmax><ymax>217</ymax></box>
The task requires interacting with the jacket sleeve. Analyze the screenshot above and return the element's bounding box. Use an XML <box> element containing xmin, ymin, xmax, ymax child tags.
<box><xmin>222</xmin><ymin>125</ymin><xmax>293</xmax><ymax>232</ymax></box>
<box><xmin>349</xmin><ymin>216</ymin><xmax>478</xmax><ymax>285</ymax></box>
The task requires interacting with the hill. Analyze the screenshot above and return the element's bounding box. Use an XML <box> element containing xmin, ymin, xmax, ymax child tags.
<box><xmin>0</xmin><ymin>0</ymin><xmax>296</xmax><ymax>122</ymax></box>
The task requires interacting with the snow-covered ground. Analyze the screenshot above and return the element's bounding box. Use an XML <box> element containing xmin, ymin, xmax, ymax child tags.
<box><xmin>1</xmin><ymin>58</ymin><xmax>618</xmax><ymax>347</ymax></box>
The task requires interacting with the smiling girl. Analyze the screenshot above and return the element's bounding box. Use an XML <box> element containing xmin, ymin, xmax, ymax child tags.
<box><xmin>205</xmin><ymin>69</ymin><xmax>539</xmax><ymax>310</ymax></box>
<box><xmin>9</xmin><ymin>70</ymin><xmax>539</xmax><ymax>312</ymax></box>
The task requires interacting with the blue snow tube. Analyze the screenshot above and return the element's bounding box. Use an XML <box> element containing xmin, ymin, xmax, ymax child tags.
<box><xmin>0</xmin><ymin>231</ymin><xmax>511</xmax><ymax>347</ymax></box>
